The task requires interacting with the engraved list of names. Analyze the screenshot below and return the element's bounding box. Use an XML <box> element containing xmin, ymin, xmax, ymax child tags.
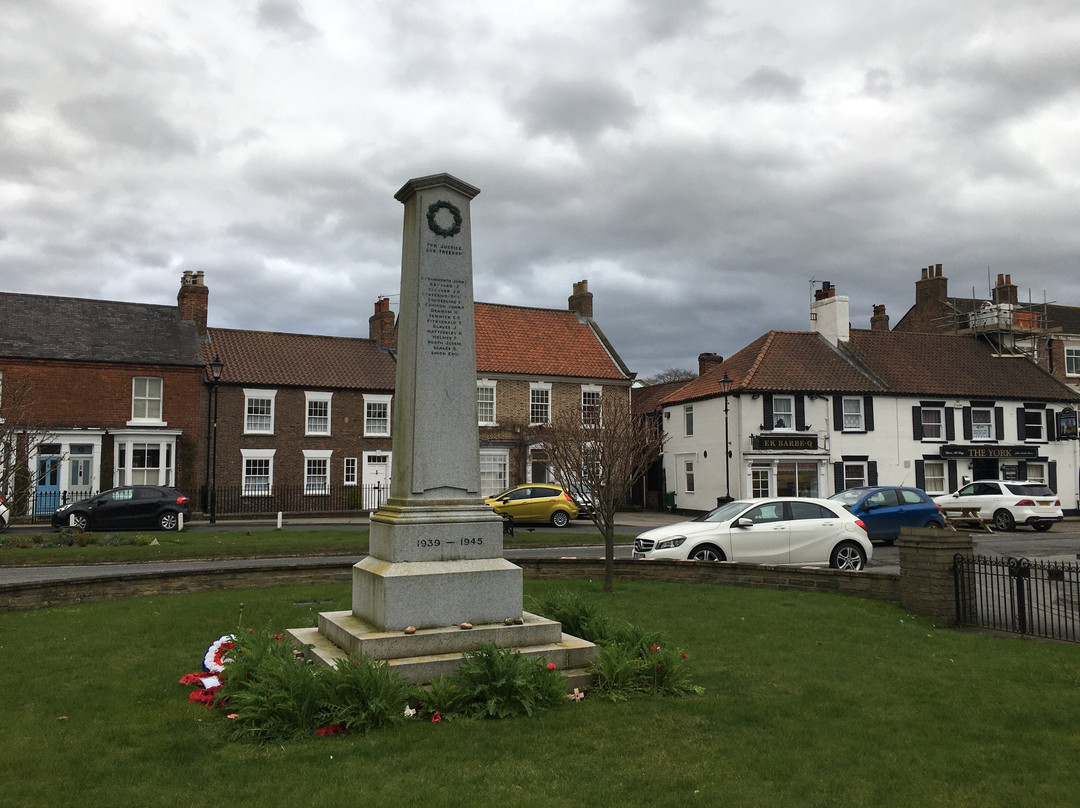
<box><xmin>422</xmin><ymin>275</ymin><xmax>466</xmax><ymax>357</ymax></box>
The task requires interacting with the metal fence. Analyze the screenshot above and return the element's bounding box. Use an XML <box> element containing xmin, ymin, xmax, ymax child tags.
<box><xmin>201</xmin><ymin>482</ymin><xmax>390</xmax><ymax>517</ymax></box>
<box><xmin>954</xmin><ymin>554</ymin><xmax>1080</xmax><ymax>643</ymax></box>
<box><xmin>17</xmin><ymin>482</ymin><xmax>392</xmax><ymax>524</ymax></box>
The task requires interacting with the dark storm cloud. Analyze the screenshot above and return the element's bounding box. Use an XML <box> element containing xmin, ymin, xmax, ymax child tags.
<box><xmin>57</xmin><ymin>93</ymin><xmax>197</xmax><ymax>156</ymax></box>
<box><xmin>254</xmin><ymin>0</ymin><xmax>319</xmax><ymax>40</ymax></box>
<box><xmin>510</xmin><ymin>79</ymin><xmax>640</xmax><ymax>141</ymax></box>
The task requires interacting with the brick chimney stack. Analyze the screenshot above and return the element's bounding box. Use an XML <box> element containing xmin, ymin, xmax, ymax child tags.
<box><xmin>177</xmin><ymin>270</ymin><xmax>208</xmax><ymax>338</ymax></box>
<box><xmin>369</xmin><ymin>297</ymin><xmax>397</xmax><ymax>349</ymax></box>
<box><xmin>568</xmin><ymin>279</ymin><xmax>593</xmax><ymax>319</ymax></box>
<box><xmin>698</xmin><ymin>352</ymin><xmax>723</xmax><ymax>375</ymax></box>
<box><xmin>915</xmin><ymin>263</ymin><xmax>947</xmax><ymax>308</ymax></box>
<box><xmin>871</xmin><ymin>304</ymin><xmax>890</xmax><ymax>331</ymax></box>
<box><xmin>992</xmin><ymin>273</ymin><xmax>1019</xmax><ymax>305</ymax></box>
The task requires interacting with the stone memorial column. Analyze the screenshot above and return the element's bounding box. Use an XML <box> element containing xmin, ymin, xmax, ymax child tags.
<box><xmin>352</xmin><ymin>173</ymin><xmax>522</xmax><ymax>630</ymax></box>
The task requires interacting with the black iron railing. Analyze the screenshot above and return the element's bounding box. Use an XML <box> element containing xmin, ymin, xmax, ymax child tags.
<box><xmin>200</xmin><ymin>482</ymin><xmax>390</xmax><ymax>517</ymax></box>
<box><xmin>955</xmin><ymin>554</ymin><xmax>1080</xmax><ymax>643</ymax></box>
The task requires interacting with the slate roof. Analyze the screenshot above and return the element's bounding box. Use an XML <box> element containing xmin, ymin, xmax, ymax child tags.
<box><xmin>474</xmin><ymin>302</ymin><xmax>631</xmax><ymax>381</ymax></box>
<box><xmin>632</xmin><ymin>380</ymin><xmax>688</xmax><ymax>416</ymax></box>
<box><xmin>205</xmin><ymin>328</ymin><xmax>396</xmax><ymax>390</ymax></box>
<box><xmin>661</xmin><ymin>329</ymin><xmax>1078</xmax><ymax>407</ymax></box>
<box><xmin>0</xmin><ymin>292</ymin><xmax>204</xmax><ymax>366</ymax></box>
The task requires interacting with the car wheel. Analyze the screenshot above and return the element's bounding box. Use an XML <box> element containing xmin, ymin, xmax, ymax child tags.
<box><xmin>550</xmin><ymin>510</ymin><xmax>570</xmax><ymax>528</ymax></box>
<box><xmin>923</xmin><ymin>520</ymin><xmax>942</xmax><ymax>529</ymax></box>
<box><xmin>1032</xmin><ymin>521</ymin><xmax>1053</xmax><ymax>532</ymax></box>
<box><xmin>830</xmin><ymin>541</ymin><xmax>866</xmax><ymax>571</ymax></box>
<box><xmin>159</xmin><ymin>512</ymin><xmax>180</xmax><ymax>531</ymax></box>
<box><xmin>992</xmin><ymin>509</ymin><xmax>1016</xmax><ymax>532</ymax></box>
<box><xmin>69</xmin><ymin>513</ymin><xmax>90</xmax><ymax>532</ymax></box>
<box><xmin>688</xmin><ymin>544</ymin><xmax>726</xmax><ymax>562</ymax></box>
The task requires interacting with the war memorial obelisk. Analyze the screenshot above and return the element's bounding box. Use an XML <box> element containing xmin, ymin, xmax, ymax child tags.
<box><xmin>354</xmin><ymin>173</ymin><xmax>521</xmax><ymax>629</ymax></box>
<box><xmin>289</xmin><ymin>174</ymin><xmax>595</xmax><ymax>683</ymax></box>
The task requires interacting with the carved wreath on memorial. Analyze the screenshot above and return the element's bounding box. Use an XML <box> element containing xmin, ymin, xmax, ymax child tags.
<box><xmin>426</xmin><ymin>200</ymin><xmax>462</xmax><ymax>238</ymax></box>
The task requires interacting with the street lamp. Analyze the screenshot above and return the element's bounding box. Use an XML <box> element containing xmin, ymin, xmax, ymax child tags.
<box><xmin>718</xmin><ymin>372</ymin><xmax>733</xmax><ymax>504</ymax></box>
<box><xmin>208</xmin><ymin>355</ymin><xmax>224</xmax><ymax>524</ymax></box>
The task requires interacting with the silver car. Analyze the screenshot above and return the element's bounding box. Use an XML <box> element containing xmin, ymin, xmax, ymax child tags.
<box><xmin>0</xmin><ymin>493</ymin><xmax>9</xmax><ymax>532</ymax></box>
<box><xmin>632</xmin><ymin>497</ymin><xmax>873</xmax><ymax>571</ymax></box>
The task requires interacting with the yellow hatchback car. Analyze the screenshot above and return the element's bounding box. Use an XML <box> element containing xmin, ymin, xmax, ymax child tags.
<box><xmin>485</xmin><ymin>484</ymin><xmax>579</xmax><ymax>528</ymax></box>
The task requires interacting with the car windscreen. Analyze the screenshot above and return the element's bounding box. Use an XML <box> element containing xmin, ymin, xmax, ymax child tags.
<box><xmin>1004</xmin><ymin>483</ymin><xmax>1055</xmax><ymax>497</ymax></box>
<box><xmin>693</xmin><ymin>501</ymin><xmax>752</xmax><ymax>522</ymax></box>
<box><xmin>829</xmin><ymin>489</ymin><xmax>870</xmax><ymax>505</ymax></box>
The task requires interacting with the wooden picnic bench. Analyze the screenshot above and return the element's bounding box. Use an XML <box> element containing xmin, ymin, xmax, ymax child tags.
<box><xmin>939</xmin><ymin>504</ymin><xmax>993</xmax><ymax>533</ymax></box>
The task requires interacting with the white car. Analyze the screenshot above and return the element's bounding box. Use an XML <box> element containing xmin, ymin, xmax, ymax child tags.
<box><xmin>934</xmin><ymin>480</ymin><xmax>1063</xmax><ymax>532</ymax></box>
<box><xmin>632</xmin><ymin>497</ymin><xmax>873</xmax><ymax>571</ymax></box>
<box><xmin>0</xmin><ymin>493</ymin><xmax>9</xmax><ymax>532</ymax></box>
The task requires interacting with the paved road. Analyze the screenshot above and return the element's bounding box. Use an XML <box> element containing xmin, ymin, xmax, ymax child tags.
<box><xmin>4</xmin><ymin>515</ymin><xmax>1078</xmax><ymax>586</ymax></box>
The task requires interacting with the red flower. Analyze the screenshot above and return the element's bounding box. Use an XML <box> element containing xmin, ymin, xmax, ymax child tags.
<box><xmin>546</xmin><ymin>662</ymin><xmax>557</xmax><ymax>670</ymax></box>
<box><xmin>314</xmin><ymin>723</ymin><xmax>346</xmax><ymax>736</ymax></box>
<box><xmin>681</xmin><ymin>653</ymin><xmax>689</xmax><ymax>659</ymax></box>
<box><xmin>431</xmin><ymin>712</ymin><xmax>442</xmax><ymax>723</ymax></box>
<box><xmin>649</xmin><ymin>644</ymin><xmax>660</xmax><ymax>652</ymax></box>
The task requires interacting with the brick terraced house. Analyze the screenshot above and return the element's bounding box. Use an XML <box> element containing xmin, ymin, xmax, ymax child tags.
<box><xmin>0</xmin><ymin>281</ymin><xmax>207</xmax><ymax>517</ymax></box>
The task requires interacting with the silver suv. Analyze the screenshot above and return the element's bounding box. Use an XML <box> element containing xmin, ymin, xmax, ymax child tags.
<box><xmin>0</xmin><ymin>494</ymin><xmax>10</xmax><ymax>532</ymax></box>
<box><xmin>935</xmin><ymin>480</ymin><xmax>1063</xmax><ymax>532</ymax></box>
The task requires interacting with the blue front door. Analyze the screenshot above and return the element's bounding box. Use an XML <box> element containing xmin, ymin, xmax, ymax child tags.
<box><xmin>35</xmin><ymin>456</ymin><xmax>61</xmax><ymax>514</ymax></box>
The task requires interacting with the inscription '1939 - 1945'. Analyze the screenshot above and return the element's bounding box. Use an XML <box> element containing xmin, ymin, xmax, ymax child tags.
<box><xmin>422</xmin><ymin>276</ymin><xmax>465</xmax><ymax>357</ymax></box>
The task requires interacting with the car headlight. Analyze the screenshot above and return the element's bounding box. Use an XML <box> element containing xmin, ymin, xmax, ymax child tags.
<box><xmin>655</xmin><ymin>536</ymin><xmax>687</xmax><ymax>550</ymax></box>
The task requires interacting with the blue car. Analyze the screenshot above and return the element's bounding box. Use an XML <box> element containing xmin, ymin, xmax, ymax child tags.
<box><xmin>828</xmin><ymin>486</ymin><xmax>944</xmax><ymax>544</ymax></box>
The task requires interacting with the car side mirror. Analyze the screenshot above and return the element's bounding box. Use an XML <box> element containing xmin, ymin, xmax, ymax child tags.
<box><xmin>736</xmin><ymin>517</ymin><xmax>754</xmax><ymax>528</ymax></box>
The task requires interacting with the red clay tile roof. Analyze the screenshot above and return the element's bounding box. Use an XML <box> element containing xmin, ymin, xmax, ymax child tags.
<box><xmin>843</xmin><ymin>329</ymin><xmax>1077</xmax><ymax>401</ymax></box>
<box><xmin>205</xmin><ymin>328</ymin><xmax>396</xmax><ymax>390</ymax></box>
<box><xmin>662</xmin><ymin>332</ymin><xmax>881</xmax><ymax>405</ymax></box>
<box><xmin>474</xmin><ymin>302</ymin><xmax>630</xmax><ymax>380</ymax></box>
<box><xmin>662</xmin><ymin>329</ymin><xmax>1079</xmax><ymax>407</ymax></box>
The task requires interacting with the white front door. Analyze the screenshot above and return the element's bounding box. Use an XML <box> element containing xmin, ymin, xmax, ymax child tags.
<box><xmin>362</xmin><ymin>452</ymin><xmax>392</xmax><ymax>509</ymax></box>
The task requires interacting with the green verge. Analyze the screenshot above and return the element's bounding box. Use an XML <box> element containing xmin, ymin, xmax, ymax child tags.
<box><xmin>2</xmin><ymin>579</ymin><xmax>1079</xmax><ymax>807</ymax></box>
<box><xmin>0</xmin><ymin>527</ymin><xmax>633</xmax><ymax>565</ymax></box>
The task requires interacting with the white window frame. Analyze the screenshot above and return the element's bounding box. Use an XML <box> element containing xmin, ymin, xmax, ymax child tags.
<box><xmin>303</xmin><ymin>449</ymin><xmax>332</xmax><ymax>495</ymax></box>
<box><xmin>683</xmin><ymin>458</ymin><xmax>696</xmax><ymax>493</ymax></box>
<box><xmin>1065</xmin><ymin>346</ymin><xmax>1080</xmax><ymax>376</ymax></box>
<box><xmin>921</xmin><ymin>406</ymin><xmax>945</xmax><ymax>441</ymax></box>
<box><xmin>112</xmin><ymin>431</ymin><xmax>179</xmax><ymax>487</ymax></box>
<box><xmin>771</xmin><ymin>395</ymin><xmax>794</xmax><ymax>431</ymax></box>
<box><xmin>843</xmin><ymin>461</ymin><xmax>868</xmax><ymax>489</ymax></box>
<box><xmin>480</xmin><ymin>449</ymin><xmax>509</xmax><ymax>497</ymax></box>
<box><xmin>344</xmin><ymin>456</ymin><xmax>358</xmax><ymax>486</ymax></box>
<box><xmin>241</xmin><ymin>448</ymin><xmax>276</xmax><ymax>496</ymax></box>
<box><xmin>1022</xmin><ymin>407</ymin><xmax>1045</xmax><ymax>442</ymax></box>
<box><xmin>363</xmin><ymin>394</ymin><xmax>392</xmax><ymax>437</ymax></box>
<box><xmin>477</xmin><ymin>380</ymin><xmax>497</xmax><ymax>426</ymax></box>
<box><xmin>971</xmin><ymin>406</ymin><xmax>993</xmax><ymax>440</ymax></box>
<box><xmin>922</xmin><ymin>460</ymin><xmax>946</xmax><ymax>495</ymax></box>
<box><xmin>305</xmin><ymin>391</ymin><xmax>333</xmax><ymax>436</ymax></box>
<box><xmin>1026</xmin><ymin>462</ymin><xmax>1046</xmax><ymax>484</ymax></box>
<box><xmin>684</xmin><ymin>405</ymin><xmax>694</xmax><ymax>437</ymax></box>
<box><xmin>128</xmin><ymin>377</ymin><xmax>165</xmax><ymax>426</ymax></box>
<box><xmin>530</xmin><ymin>382</ymin><xmax>551</xmax><ymax>426</ymax></box>
<box><xmin>841</xmin><ymin>397</ymin><xmax>864</xmax><ymax>431</ymax></box>
<box><xmin>243</xmin><ymin>389</ymin><xmax>277</xmax><ymax>435</ymax></box>
<box><xmin>581</xmin><ymin>385</ymin><xmax>602</xmax><ymax>428</ymax></box>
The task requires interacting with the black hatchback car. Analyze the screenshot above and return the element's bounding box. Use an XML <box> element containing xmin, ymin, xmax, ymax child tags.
<box><xmin>52</xmin><ymin>486</ymin><xmax>191</xmax><ymax>531</ymax></box>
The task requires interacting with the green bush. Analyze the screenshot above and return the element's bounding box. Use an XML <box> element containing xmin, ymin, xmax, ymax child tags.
<box><xmin>450</xmin><ymin>642</ymin><xmax>567</xmax><ymax>719</ymax></box>
<box><xmin>318</xmin><ymin>655</ymin><xmax>414</xmax><ymax>734</ymax></box>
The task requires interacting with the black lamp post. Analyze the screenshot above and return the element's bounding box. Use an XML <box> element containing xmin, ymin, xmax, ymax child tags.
<box><xmin>719</xmin><ymin>372</ymin><xmax>733</xmax><ymax>504</ymax></box>
<box><xmin>208</xmin><ymin>355</ymin><xmax>224</xmax><ymax>524</ymax></box>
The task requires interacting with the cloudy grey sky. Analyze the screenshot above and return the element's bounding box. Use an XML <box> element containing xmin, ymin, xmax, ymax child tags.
<box><xmin>3</xmin><ymin>0</ymin><xmax>1078</xmax><ymax>379</ymax></box>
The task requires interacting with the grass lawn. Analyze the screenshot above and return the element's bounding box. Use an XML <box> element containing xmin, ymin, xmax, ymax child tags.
<box><xmin>3</xmin><ymin>579</ymin><xmax>1079</xmax><ymax>807</ymax></box>
<box><xmin>0</xmin><ymin>526</ymin><xmax>632</xmax><ymax>565</ymax></box>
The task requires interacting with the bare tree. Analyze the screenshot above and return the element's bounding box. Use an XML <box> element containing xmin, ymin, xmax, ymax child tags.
<box><xmin>536</xmin><ymin>393</ymin><xmax>667</xmax><ymax>594</ymax></box>
<box><xmin>0</xmin><ymin>373</ymin><xmax>58</xmax><ymax>525</ymax></box>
